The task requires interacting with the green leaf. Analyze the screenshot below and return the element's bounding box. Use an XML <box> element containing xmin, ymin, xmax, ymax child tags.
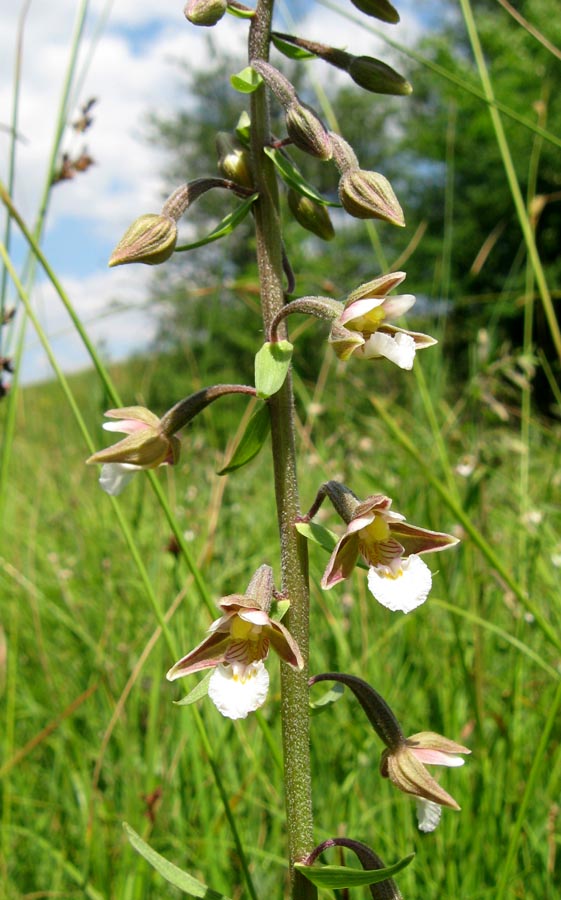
<box><xmin>218</xmin><ymin>404</ymin><xmax>270</xmax><ymax>474</ymax></box>
<box><xmin>123</xmin><ymin>823</ymin><xmax>234</xmax><ymax>899</ymax></box>
<box><xmin>173</xmin><ymin>671</ymin><xmax>211</xmax><ymax>706</ymax></box>
<box><xmin>226</xmin><ymin>4</ymin><xmax>254</xmax><ymax>18</ymax></box>
<box><xmin>175</xmin><ymin>194</ymin><xmax>258</xmax><ymax>252</ymax></box>
<box><xmin>310</xmin><ymin>682</ymin><xmax>344</xmax><ymax>714</ymax></box>
<box><xmin>264</xmin><ymin>147</ymin><xmax>340</xmax><ymax>207</ymax></box>
<box><xmin>270</xmin><ymin>598</ymin><xmax>291</xmax><ymax>622</ymax></box>
<box><xmin>255</xmin><ymin>340</ymin><xmax>293</xmax><ymax>399</ymax></box>
<box><xmin>230</xmin><ymin>66</ymin><xmax>263</xmax><ymax>94</ymax></box>
<box><xmin>235</xmin><ymin>111</ymin><xmax>251</xmax><ymax>144</ymax></box>
<box><xmin>295</xmin><ymin>522</ymin><xmax>368</xmax><ymax>569</ymax></box>
<box><xmin>295</xmin><ymin>521</ymin><xmax>338</xmax><ymax>553</ymax></box>
<box><xmin>271</xmin><ymin>35</ymin><xmax>316</xmax><ymax>60</ymax></box>
<box><xmin>295</xmin><ymin>853</ymin><xmax>415</xmax><ymax>889</ymax></box>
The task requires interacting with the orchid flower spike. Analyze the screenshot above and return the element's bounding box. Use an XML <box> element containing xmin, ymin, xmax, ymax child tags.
<box><xmin>86</xmin><ymin>407</ymin><xmax>180</xmax><ymax>496</ymax></box>
<box><xmin>167</xmin><ymin>565</ymin><xmax>303</xmax><ymax>719</ymax></box>
<box><xmin>318</xmin><ymin>483</ymin><xmax>459</xmax><ymax>613</ymax></box>
<box><xmin>329</xmin><ymin>272</ymin><xmax>436</xmax><ymax>370</ymax></box>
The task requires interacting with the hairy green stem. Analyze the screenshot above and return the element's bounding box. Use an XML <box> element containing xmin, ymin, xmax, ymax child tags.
<box><xmin>249</xmin><ymin>2</ymin><xmax>315</xmax><ymax>897</ymax></box>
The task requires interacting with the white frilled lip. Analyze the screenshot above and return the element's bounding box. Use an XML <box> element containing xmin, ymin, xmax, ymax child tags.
<box><xmin>416</xmin><ymin>799</ymin><xmax>442</xmax><ymax>833</ymax></box>
<box><xmin>367</xmin><ymin>554</ymin><xmax>433</xmax><ymax>613</ymax></box>
<box><xmin>99</xmin><ymin>463</ymin><xmax>141</xmax><ymax>496</ymax></box>
<box><xmin>359</xmin><ymin>330</ymin><xmax>417</xmax><ymax>370</ymax></box>
<box><xmin>208</xmin><ymin>661</ymin><xmax>270</xmax><ymax>719</ymax></box>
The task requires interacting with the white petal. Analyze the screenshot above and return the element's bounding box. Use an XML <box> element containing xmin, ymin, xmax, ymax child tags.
<box><xmin>360</xmin><ymin>331</ymin><xmax>416</xmax><ymax>369</ymax></box>
<box><xmin>99</xmin><ymin>463</ymin><xmax>139</xmax><ymax>496</ymax></box>
<box><xmin>416</xmin><ymin>799</ymin><xmax>442</xmax><ymax>833</ymax></box>
<box><xmin>208</xmin><ymin>662</ymin><xmax>269</xmax><ymax>720</ymax></box>
<box><xmin>367</xmin><ymin>555</ymin><xmax>432</xmax><ymax>613</ymax></box>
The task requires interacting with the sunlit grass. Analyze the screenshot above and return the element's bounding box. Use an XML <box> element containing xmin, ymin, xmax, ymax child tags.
<box><xmin>1</xmin><ymin>0</ymin><xmax>561</xmax><ymax>897</ymax></box>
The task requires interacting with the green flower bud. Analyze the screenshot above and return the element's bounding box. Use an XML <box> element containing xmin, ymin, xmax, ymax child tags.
<box><xmin>339</xmin><ymin>169</ymin><xmax>404</xmax><ymax>226</ymax></box>
<box><xmin>285</xmin><ymin>101</ymin><xmax>332</xmax><ymax>160</ymax></box>
<box><xmin>287</xmin><ymin>190</ymin><xmax>335</xmax><ymax>240</ymax></box>
<box><xmin>216</xmin><ymin>133</ymin><xmax>254</xmax><ymax>189</ymax></box>
<box><xmin>184</xmin><ymin>0</ymin><xmax>226</xmax><ymax>26</ymax></box>
<box><xmin>349</xmin><ymin>0</ymin><xmax>400</xmax><ymax>24</ymax></box>
<box><xmin>109</xmin><ymin>214</ymin><xmax>177</xmax><ymax>267</ymax></box>
<box><xmin>348</xmin><ymin>56</ymin><xmax>412</xmax><ymax>96</ymax></box>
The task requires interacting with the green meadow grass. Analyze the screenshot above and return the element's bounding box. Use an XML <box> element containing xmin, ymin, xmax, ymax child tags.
<box><xmin>1</xmin><ymin>342</ymin><xmax>560</xmax><ymax>899</ymax></box>
<box><xmin>2</xmin><ymin>1</ymin><xmax>561</xmax><ymax>897</ymax></box>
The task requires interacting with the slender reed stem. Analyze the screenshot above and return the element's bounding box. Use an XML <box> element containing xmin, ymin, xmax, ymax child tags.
<box><xmin>249</xmin><ymin>3</ymin><xmax>315</xmax><ymax>896</ymax></box>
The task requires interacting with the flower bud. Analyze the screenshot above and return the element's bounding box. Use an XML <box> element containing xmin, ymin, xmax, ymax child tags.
<box><xmin>348</xmin><ymin>56</ymin><xmax>412</xmax><ymax>96</ymax></box>
<box><xmin>216</xmin><ymin>133</ymin><xmax>253</xmax><ymax>189</ymax></box>
<box><xmin>109</xmin><ymin>214</ymin><xmax>177</xmax><ymax>267</ymax></box>
<box><xmin>184</xmin><ymin>0</ymin><xmax>226</xmax><ymax>26</ymax></box>
<box><xmin>339</xmin><ymin>169</ymin><xmax>404</xmax><ymax>226</ymax></box>
<box><xmin>286</xmin><ymin>101</ymin><xmax>332</xmax><ymax>160</ymax></box>
<box><xmin>350</xmin><ymin>0</ymin><xmax>399</xmax><ymax>24</ymax></box>
<box><xmin>287</xmin><ymin>190</ymin><xmax>335</xmax><ymax>240</ymax></box>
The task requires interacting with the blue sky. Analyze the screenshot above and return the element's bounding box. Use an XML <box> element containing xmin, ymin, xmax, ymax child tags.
<box><xmin>1</xmin><ymin>0</ymin><xmax>425</xmax><ymax>385</ymax></box>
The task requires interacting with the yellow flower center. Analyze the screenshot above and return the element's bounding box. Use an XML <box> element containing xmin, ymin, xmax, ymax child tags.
<box><xmin>230</xmin><ymin>616</ymin><xmax>259</xmax><ymax>640</ymax></box>
<box><xmin>362</xmin><ymin>516</ymin><xmax>391</xmax><ymax>542</ymax></box>
<box><xmin>347</xmin><ymin>307</ymin><xmax>385</xmax><ymax>336</ymax></box>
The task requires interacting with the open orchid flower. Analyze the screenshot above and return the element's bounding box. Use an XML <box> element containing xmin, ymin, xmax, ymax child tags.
<box><xmin>86</xmin><ymin>406</ymin><xmax>180</xmax><ymax>496</ymax></box>
<box><xmin>319</xmin><ymin>487</ymin><xmax>459</xmax><ymax>613</ymax></box>
<box><xmin>329</xmin><ymin>272</ymin><xmax>436</xmax><ymax>370</ymax></box>
<box><xmin>167</xmin><ymin>566</ymin><xmax>303</xmax><ymax>719</ymax></box>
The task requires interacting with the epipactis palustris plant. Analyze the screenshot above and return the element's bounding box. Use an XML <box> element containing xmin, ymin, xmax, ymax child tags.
<box><xmin>86</xmin><ymin>0</ymin><xmax>468</xmax><ymax>895</ymax></box>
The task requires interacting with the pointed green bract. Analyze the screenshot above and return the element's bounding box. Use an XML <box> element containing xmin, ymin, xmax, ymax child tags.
<box><xmin>264</xmin><ymin>147</ymin><xmax>340</xmax><ymax>207</ymax></box>
<box><xmin>295</xmin><ymin>854</ymin><xmax>414</xmax><ymax>888</ymax></box>
<box><xmin>309</xmin><ymin>683</ymin><xmax>344</xmax><ymax>714</ymax></box>
<box><xmin>175</xmin><ymin>194</ymin><xmax>258</xmax><ymax>252</ymax></box>
<box><xmin>271</xmin><ymin>34</ymin><xmax>316</xmax><ymax>60</ymax></box>
<box><xmin>255</xmin><ymin>340</ymin><xmax>293</xmax><ymax>398</ymax></box>
<box><xmin>218</xmin><ymin>404</ymin><xmax>270</xmax><ymax>474</ymax></box>
<box><xmin>230</xmin><ymin>66</ymin><xmax>263</xmax><ymax>94</ymax></box>
<box><xmin>173</xmin><ymin>671</ymin><xmax>212</xmax><ymax>706</ymax></box>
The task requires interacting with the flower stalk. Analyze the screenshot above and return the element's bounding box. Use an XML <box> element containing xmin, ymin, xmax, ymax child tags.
<box><xmin>249</xmin><ymin>2</ymin><xmax>315</xmax><ymax>896</ymax></box>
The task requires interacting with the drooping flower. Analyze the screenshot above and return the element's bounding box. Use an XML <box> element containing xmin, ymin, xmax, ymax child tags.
<box><xmin>381</xmin><ymin>731</ymin><xmax>471</xmax><ymax>813</ymax></box>
<box><xmin>86</xmin><ymin>406</ymin><xmax>180</xmax><ymax>496</ymax></box>
<box><xmin>167</xmin><ymin>566</ymin><xmax>303</xmax><ymax>719</ymax></box>
<box><xmin>310</xmin><ymin>673</ymin><xmax>470</xmax><ymax>832</ymax></box>
<box><xmin>329</xmin><ymin>272</ymin><xmax>436</xmax><ymax>370</ymax></box>
<box><xmin>319</xmin><ymin>485</ymin><xmax>459</xmax><ymax>613</ymax></box>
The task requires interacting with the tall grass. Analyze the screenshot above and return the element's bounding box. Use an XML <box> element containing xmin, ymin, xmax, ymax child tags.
<box><xmin>1</xmin><ymin>1</ymin><xmax>560</xmax><ymax>898</ymax></box>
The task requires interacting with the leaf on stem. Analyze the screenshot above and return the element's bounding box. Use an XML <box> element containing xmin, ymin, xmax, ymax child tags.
<box><xmin>123</xmin><ymin>823</ymin><xmax>234</xmax><ymax>898</ymax></box>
